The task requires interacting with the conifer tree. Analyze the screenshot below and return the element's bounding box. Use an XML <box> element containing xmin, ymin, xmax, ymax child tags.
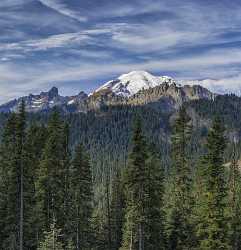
<box><xmin>37</xmin><ymin>222</ymin><xmax>64</xmax><ymax>250</ymax></box>
<box><xmin>228</xmin><ymin>144</ymin><xmax>241</xmax><ymax>249</ymax></box>
<box><xmin>145</xmin><ymin>146</ymin><xmax>166</xmax><ymax>250</ymax></box>
<box><xmin>25</xmin><ymin>122</ymin><xmax>47</xmax><ymax>246</ymax></box>
<box><xmin>25</xmin><ymin>122</ymin><xmax>47</xmax><ymax>178</ymax></box>
<box><xmin>68</xmin><ymin>144</ymin><xmax>93</xmax><ymax>250</ymax></box>
<box><xmin>61</xmin><ymin>123</ymin><xmax>72</xmax><ymax>246</ymax></box>
<box><xmin>0</xmin><ymin>102</ymin><xmax>36</xmax><ymax>249</ymax></box>
<box><xmin>0</xmin><ymin>113</ymin><xmax>18</xmax><ymax>249</ymax></box>
<box><xmin>105</xmin><ymin>170</ymin><xmax>112</xmax><ymax>250</ymax></box>
<box><xmin>15</xmin><ymin>101</ymin><xmax>26</xmax><ymax>250</ymax></box>
<box><xmin>120</xmin><ymin>117</ymin><xmax>148</xmax><ymax>250</ymax></box>
<box><xmin>109</xmin><ymin>171</ymin><xmax>125</xmax><ymax>250</ymax></box>
<box><xmin>18</xmin><ymin>102</ymin><xmax>39</xmax><ymax>249</ymax></box>
<box><xmin>35</xmin><ymin>110</ymin><xmax>67</xmax><ymax>240</ymax></box>
<box><xmin>121</xmin><ymin>117</ymin><xmax>165</xmax><ymax>250</ymax></box>
<box><xmin>196</xmin><ymin>117</ymin><xmax>230</xmax><ymax>249</ymax></box>
<box><xmin>166</xmin><ymin>106</ymin><xmax>194</xmax><ymax>250</ymax></box>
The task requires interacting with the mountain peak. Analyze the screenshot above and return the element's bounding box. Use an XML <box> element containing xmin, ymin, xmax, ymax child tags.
<box><xmin>93</xmin><ymin>71</ymin><xmax>177</xmax><ymax>97</ymax></box>
<box><xmin>118</xmin><ymin>70</ymin><xmax>153</xmax><ymax>78</ymax></box>
<box><xmin>0</xmin><ymin>71</ymin><xmax>215</xmax><ymax>114</ymax></box>
<box><xmin>47</xmin><ymin>86</ymin><xmax>59</xmax><ymax>99</ymax></box>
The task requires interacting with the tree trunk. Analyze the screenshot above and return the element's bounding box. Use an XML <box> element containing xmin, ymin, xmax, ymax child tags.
<box><xmin>138</xmin><ymin>224</ymin><xmax>143</xmax><ymax>250</ymax></box>
<box><xmin>129</xmin><ymin>229</ymin><xmax>133</xmax><ymax>250</ymax></box>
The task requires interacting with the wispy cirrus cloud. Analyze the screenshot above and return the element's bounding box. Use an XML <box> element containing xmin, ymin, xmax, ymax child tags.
<box><xmin>0</xmin><ymin>32</ymin><xmax>91</xmax><ymax>52</ymax></box>
<box><xmin>1</xmin><ymin>0</ymin><xmax>241</xmax><ymax>103</ymax></box>
<box><xmin>1</xmin><ymin>46</ymin><xmax>241</xmax><ymax>104</ymax></box>
<box><xmin>38</xmin><ymin>0</ymin><xmax>87</xmax><ymax>22</ymax></box>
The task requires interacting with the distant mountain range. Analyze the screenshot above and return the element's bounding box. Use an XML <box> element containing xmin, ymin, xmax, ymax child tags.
<box><xmin>0</xmin><ymin>71</ymin><xmax>215</xmax><ymax>113</ymax></box>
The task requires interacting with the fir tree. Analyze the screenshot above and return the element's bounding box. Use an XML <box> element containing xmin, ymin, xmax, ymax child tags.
<box><xmin>228</xmin><ymin>144</ymin><xmax>241</xmax><ymax>249</ymax></box>
<box><xmin>0</xmin><ymin>102</ymin><xmax>36</xmax><ymax>249</ymax></box>
<box><xmin>68</xmin><ymin>143</ymin><xmax>94</xmax><ymax>250</ymax></box>
<box><xmin>0</xmin><ymin>113</ymin><xmax>18</xmax><ymax>249</ymax></box>
<box><xmin>121</xmin><ymin>117</ymin><xmax>165</xmax><ymax>250</ymax></box>
<box><xmin>109</xmin><ymin>171</ymin><xmax>125</xmax><ymax>250</ymax></box>
<box><xmin>196</xmin><ymin>117</ymin><xmax>230</xmax><ymax>249</ymax></box>
<box><xmin>37</xmin><ymin>221</ymin><xmax>64</xmax><ymax>250</ymax></box>
<box><xmin>145</xmin><ymin>145</ymin><xmax>166</xmax><ymax>250</ymax></box>
<box><xmin>166</xmin><ymin>106</ymin><xmax>194</xmax><ymax>250</ymax></box>
<box><xmin>35</xmin><ymin>110</ymin><xmax>67</xmax><ymax>241</ymax></box>
<box><xmin>61</xmin><ymin>123</ymin><xmax>72</xmax><ymax>246</ymax></box>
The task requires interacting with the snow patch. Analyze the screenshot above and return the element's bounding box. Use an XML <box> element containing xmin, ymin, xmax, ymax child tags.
<box><xmin>92</xmin><ymin>71</ymin><xmax>178</xmax><ymax>97</ymax></box>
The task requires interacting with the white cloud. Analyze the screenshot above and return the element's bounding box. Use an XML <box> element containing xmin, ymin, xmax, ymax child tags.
<box><xmin>1</xmin><ymin>0</ymin><xmax>241</xmax><ymax>103</ymax></box>
<box><xmin>182</xmin><ymin>75</ymin><xmax>241</xmax><ymax>95</ymax></box>
<box><xmin>38</xmin><ymin>0</ymin><xmax>87</xmax><ymax>22</ymax></box>
<box><xmin>0</xmin><ymin>0</ymin><xmax>32</xmax><ymax>8</ymax></box>
<box><xmin>0</xmin><ymin>32</ymin><xmax>91</xmax><ymax>53</ymax></box>
<box><xmin>1</xmin><ymin>47</ymin><xmax>241</xmax><ymax>104</ymax></box>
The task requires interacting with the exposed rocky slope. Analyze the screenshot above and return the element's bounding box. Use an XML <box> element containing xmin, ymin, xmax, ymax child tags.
<box><xmin>0</xmin><ymin>71</ymin><xmax>215</xmax><ymax>113</ymax></box>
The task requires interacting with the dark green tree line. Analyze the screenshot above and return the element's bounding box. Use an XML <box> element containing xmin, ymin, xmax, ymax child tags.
<box><xmin>0</xmin><ymin>105</ymin><xmax>241</xmax><ymax>250</ymax></box>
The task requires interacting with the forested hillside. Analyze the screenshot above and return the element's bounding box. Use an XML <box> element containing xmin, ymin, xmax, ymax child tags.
<box><xmin>1</xmin><ymin>93</ymin><xmax>241</xmax><ymax>249</ymax></box>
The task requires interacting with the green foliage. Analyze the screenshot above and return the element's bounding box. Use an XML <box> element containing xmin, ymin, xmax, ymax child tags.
<box><xmin>195</xmin><ymin>117</ymin><xmax>230</xmax><ymax>249</ymax></box>
<box><xmin>166</xmin><ymin>107</ymin><xmax>195</xmax><ymax>250</ymax></box>
<box><xmin>68</xmin><ymin>143</ymin><xmax>94</xmax><ymax>250</ymax></box>
<box><xmin>37</xmin><ymin>222</ymin><xmax>64</xmax><ymax>250</ymax></box>
<box><xmin>109</xmin><ymin>171</ymin><xmax>125</xmax><ymax>250</ymax></box>
<box><xmin>35</xmin><ymin>110</ymin><xmax>68</xmax><ymax>237</ymax></box>
<box><xmin>0</xmin><ymin>102</ymin><xmax>37</xmax><ymax>249</ymax></box>
<box><xmin>121</xmin><ymin>117</ymin><xmax>165</xmax><ymax>250</ymax></box>
<box><xmin>1</xmin><ymin>97</ymin><xmax>241</xmax><ymax>249</ymax></box>
<box><xmin>228</xmin><ymin>145</ymin><xmax>241</xmax><ymax>249</ymax></box>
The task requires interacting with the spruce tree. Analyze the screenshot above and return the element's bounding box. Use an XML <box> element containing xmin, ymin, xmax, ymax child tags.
<box><xmin>145</xmin><ymin>146</ymin><xmax>166</xmax><ymax>250</ymax></box>
<box><xmin>0</xmin><ymin>102</ymin><xmax>36</xmax><ymax>249</ymax></box>
<box><xmin>109</xmin><ymin>171</ymin><xmax>125</xmax><ymax>250</ymax></box>
<box><xmin>166</xmin><ymin>106</ymin><xmax>194</xmax><ymax>250</ymax></box>
<box><xmin>61</xmin><ymin>123</ymin><xmax>72</xmax><ymax>246</ymax></box>
<box><xmin>37</xmin><ymin>222</ymin><xmax>64</xmax><ymax>250</ymax></box>
<box><xmin>196</xmin><ymin>117</ymin><xmax>230</xmax><ymax>249</ymax></box>
<box><xmin>68</xmin><ymin>143</ymin><xmax>93</xmax><ymax>250</ymax></box>
<box><xmin>0</xmin><ymin>113</ymin><xmax>18</xmax><ymax>249</ymax></box>
<box><xmin>120</xmin><ymin>117</ymin><xmax>148</xmax><ymax>250</ymax></box>
<box><xmin>105</xmin><ymin>170</ymin><xmax>112</xmax><ymax>250</ymax></box>
<box><xmin>35</xmin><ymin>110</ymin><xmax>67</xmax><ymax>241</ymax></box>
<box><xmin>16</xmin><ymin>101</ymin><xmax>26</xmax><ymax>250</ymax></box>
<box><xmin>228</xmin><ymin>144</ymin><xmax>241</xmax><ymax>249</ymax></box>
<box><xmin>121</xmin><ymin>117</ymin><xmax>165</xmax><ymax>250</ymax></box>
<box><xmin>18</xmin><ymin>102</ymin><xmax>39</xmax><ymax>249</ymax></box>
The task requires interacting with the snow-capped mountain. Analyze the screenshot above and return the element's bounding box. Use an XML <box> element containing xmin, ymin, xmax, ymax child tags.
<box><xmin>92</xmin><ymin>71</ymin><xmax>179</xmax><ymax>97</ymax></box>
<box><xmin>0</xmin><ymin>71</ymin><xmax>214</xmax><ymax>113</ymax></box>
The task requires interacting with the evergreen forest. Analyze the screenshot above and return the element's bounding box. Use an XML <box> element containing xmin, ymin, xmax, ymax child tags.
<box><xmin>1</xmin><ymin>96</ymin><xmax>241</xmax><ymax>250</ymax></box>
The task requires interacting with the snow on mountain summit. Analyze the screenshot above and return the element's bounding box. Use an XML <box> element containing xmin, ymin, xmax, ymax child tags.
<box><xmin>93</xmin><ymin>71</ymin><xmax>178</xmax><ymax>97</ymax></box>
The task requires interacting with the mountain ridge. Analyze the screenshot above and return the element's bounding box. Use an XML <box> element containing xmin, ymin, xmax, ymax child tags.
<box><xmin>0</xmin><ymin>71</ymin><xmax>215</xmax><ymax>113</ymax></box>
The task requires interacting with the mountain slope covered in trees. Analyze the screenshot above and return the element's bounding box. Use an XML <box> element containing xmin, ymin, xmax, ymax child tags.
<box><xmin>1</xmin><ymin>101</ymin><xmax>240</xmax><ymax>249</ymax></box>
<box><xmin>1</xmin><ymin>78</ymin><xmax>241</xmax><ymax>249</ymax></box>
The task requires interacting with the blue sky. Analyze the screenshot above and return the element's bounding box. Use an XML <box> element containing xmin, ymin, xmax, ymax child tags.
<box><xmin>1</xmin><ymin>0</ymin><xmax>241</xmax><ymax>103</ymax></box>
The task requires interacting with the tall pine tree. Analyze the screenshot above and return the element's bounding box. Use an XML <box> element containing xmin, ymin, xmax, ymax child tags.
<box><xmin>0</xmin><ymin>113</ymin><xmax>18</xmax><ymax>249</ymax></box>
<box><xmin>166</xmin><ymin>106</ymin><xmax>195</xmax><ymax>250</ymax></box>
<box><xmin>0</xmin><ymin>102</ymin><xmax>36</xmax><ymax>249</ymax></box>
<box><xmin>68</xmin><ymin>144</ymin><xmax>94</xmax><ymax>250</ymax></box>
<box><xmin>196</xmin><ymin>117</ymin><xmax>230</xmax><ymax>249</ymax></box>
<box><xmin>121</xmin><ymin>117</ymin><xmax>165</xmax><ymax>250</ymax></box>
<box><xmin>37</xmin><ymin>221</ymin><xmax>64</xmax><ymax>250</ymax></box>
<box><xmin>228</xmin><ymin>144</ymin><xmax>241</xmax><ymax>249</ymax></box>
<box><xmin>35</xmin><ymin>110</ymin><xmax>67</xmax><ymax>243</ymax></box>
<box><xmin>109</xmin><ymin>171</ymin><xmax>125</xmax><ymax>250</ymax></box>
